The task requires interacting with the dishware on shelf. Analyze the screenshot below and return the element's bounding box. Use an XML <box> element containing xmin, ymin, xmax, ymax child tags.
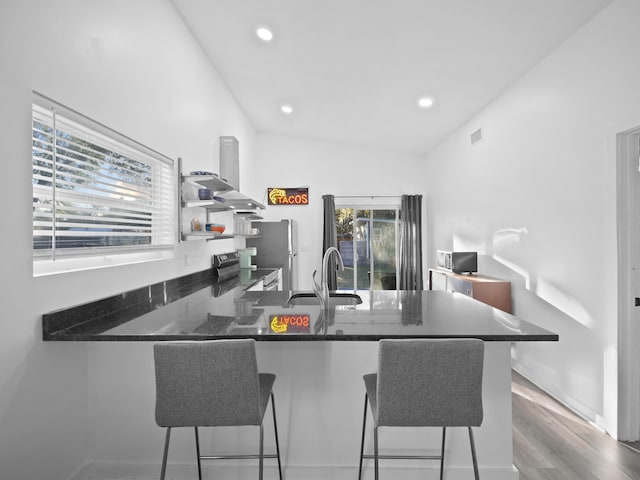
<box><xmin>190</xmin><ymin>171</ymin><xmax>217</xmax><ymax>176</ymax></box>
<box><xmin>206</xmin><ymin>223</ymin><xmax>226</xmax><ymax>234</ymax></box>
<box><xmin>198</xmin><ymin>188</ymin><xmax>214</xmax><ymax>200</ymax></box>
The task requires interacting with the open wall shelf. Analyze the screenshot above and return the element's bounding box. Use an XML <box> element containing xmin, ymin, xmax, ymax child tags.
<box><xmin>177</xmin><ymin>158</ymin><xmax>265</xmax><ymax>242</ymax></box>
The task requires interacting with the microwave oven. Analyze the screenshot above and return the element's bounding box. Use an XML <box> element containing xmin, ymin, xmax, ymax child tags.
<box><xmin>436</xmin><ymin>251</ymin><xmax>478</xmax><ymax>274</ymax></box>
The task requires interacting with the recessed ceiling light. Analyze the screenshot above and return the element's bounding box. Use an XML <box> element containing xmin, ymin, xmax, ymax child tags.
<box><xmin>418</xmin><ymin>97</ymin><xmax>434</xmax><ymax>108</ymax></box>
<box><xmin>281</xmin><ymin>104</ymin><xmax>293</xmax><ymax>115</ymax></box>
<box><xmin>256</xmin><ymin>27</ymin><xmax>273</xmax><ymax>42</ymax></box>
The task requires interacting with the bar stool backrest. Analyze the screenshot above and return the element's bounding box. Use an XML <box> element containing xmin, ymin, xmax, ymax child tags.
<box><xmin>376</xmin><ymin>339</ymin><xmax>484</xmax><ymax>427</ymax></box>
<box><xmin>154</xmin><ymin>339</ymin><xmax>262</xmax><ymax>427</ymax></box>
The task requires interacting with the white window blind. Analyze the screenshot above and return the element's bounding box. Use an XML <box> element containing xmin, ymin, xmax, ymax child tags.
<box><xmin>32</xmin><ymin>94</ymin><xmax>175</xmax><ymax>260</ymax></box>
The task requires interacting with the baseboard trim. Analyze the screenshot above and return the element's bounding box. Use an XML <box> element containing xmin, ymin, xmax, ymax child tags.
<box><xmin>621</xmin><ymin>441</ymin><xmax>640</xmax><ymax>453</ymax></box>
<box><xmin>512</xmin><ymin>362</ymin><xmax>601</xmax><ymax>429</ymax></box>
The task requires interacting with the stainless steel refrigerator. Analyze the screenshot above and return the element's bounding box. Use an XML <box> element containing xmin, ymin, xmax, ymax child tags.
<box><xmin>247</xmin><ymin>219</ymin><xmax>298</xmax><ymax>291</ymax></box>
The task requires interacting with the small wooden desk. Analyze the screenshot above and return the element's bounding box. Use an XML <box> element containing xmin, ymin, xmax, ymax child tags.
<box><xmin>428</xmin><ymin>268</ymin><xmax>512</xmax><ymax>313</ymax></box>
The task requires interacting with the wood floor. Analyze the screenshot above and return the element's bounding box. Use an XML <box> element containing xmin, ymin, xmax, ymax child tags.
<box><xmin>512</xmin><ymin>371</ymin><xmax>640</xmax><ymax>480</ymax></box>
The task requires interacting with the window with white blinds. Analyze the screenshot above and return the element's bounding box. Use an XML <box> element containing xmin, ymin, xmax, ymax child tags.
<box><xmin>32</xmin><ymin>93</ymin><xmax>175</xmax><ymax>262</ymax></box>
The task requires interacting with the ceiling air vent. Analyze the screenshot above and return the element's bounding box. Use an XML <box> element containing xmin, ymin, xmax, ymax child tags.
<box><xmin>470</xmin><ymin>128</ymin><xmax>482</xmax><ymax>146</ymax></box>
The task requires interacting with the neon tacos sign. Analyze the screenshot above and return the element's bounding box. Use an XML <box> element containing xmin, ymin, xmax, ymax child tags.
<box><xmin>268</xmin><ymin>188</ymin><xmax>309</xmax><ymax>206</ymax></box>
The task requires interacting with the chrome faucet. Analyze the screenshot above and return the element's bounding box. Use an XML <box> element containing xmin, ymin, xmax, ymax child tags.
<box><xmin>313</xmin><ymin>247</ymin><xmax>344</xmax><ymax>310</ymax></box>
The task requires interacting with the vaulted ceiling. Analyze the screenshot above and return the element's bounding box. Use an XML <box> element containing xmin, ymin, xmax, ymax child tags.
<box><xmin>172</xmin><ymin>0</ymin><xmax>614</xmax><ymax>154</ymax></box>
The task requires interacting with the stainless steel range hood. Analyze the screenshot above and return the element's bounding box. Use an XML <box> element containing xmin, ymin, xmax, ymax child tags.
<box><xmin>218</xmin><ymin>136</ymin><xmax>265</xmax><ymax>210</ymax></box>
<box><xmin>219</xmin><ymin>136</ymin><xmax>239</xmax><ymax>190</ymax></box>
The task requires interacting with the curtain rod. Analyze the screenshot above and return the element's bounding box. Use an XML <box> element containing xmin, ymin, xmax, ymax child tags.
<box><xmin>333</xmin><ymin>195</ymin><xmax>401</xmax><ymax>199</ymax></box>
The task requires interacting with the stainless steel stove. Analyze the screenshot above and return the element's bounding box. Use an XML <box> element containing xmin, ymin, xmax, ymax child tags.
<box><xmin>212</xmin><ymin>251</ymin><xmax>241</xmax><ymax>296</ymax></box>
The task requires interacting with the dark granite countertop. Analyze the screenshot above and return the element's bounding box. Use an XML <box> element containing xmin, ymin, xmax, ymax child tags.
<box><xmin>42</xmin><ymin>269</ymin><xmax>558</xmax><ymax>342</ymax></box>
<box><xmin>239</xmin><ymin>267</ymin><xmax>278</xmax><ymax>287</ymax></box>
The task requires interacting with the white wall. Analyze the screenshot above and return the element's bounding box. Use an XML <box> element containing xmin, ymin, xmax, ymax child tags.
<box><xmin>3</xmin><ymin>0</ymin><xmax>637</xmax><ymax>476</ymax></box>
<box><xmin>0</xmin><ymin>1</ymin><xmax>256</xmax><ymax>478</ymax></box>
<box><xmin>424</xmin><ymin>0</ymin><xmax>640</xmax><ymax>436</ymax></box>
<box><xmin>246</xmin><ymin>133</ymin><xmax>426</xmax><ymax>290</ymax></box>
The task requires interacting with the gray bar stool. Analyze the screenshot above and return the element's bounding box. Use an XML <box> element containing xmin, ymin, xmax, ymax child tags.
<box><xmin>153</xmin><ymin>339</ymin><xmax>283</xmax><ymax>480</ymax></box>
<box><xmin>358</xmin><ymin>338</ymin><xmax>484</xmax><ymax>480</ymax></box>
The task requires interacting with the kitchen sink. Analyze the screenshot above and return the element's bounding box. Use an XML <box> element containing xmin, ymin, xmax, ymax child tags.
<box><xmin>286</xmin><ymin>292</ymin><xmax>363</xmax><ymax>306</ymax></box>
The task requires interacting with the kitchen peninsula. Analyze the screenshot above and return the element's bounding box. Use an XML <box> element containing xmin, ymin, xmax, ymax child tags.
<box><xmin>42</xmin><ymin>269</ymin><xmax>557</xmax><ymax>479</ymax></box>
<box><xmin>43</xmin><ymin>268</ymin><xmax>556</xmax><ymax>342</ymax></box>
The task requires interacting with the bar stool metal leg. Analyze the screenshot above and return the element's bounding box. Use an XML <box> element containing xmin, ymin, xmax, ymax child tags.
<box><xmin>358</xmin><ymin>394</ymin><xmax>368</xmax><ymax>480</ymax></box>
<box><xmin>373</xmin><ymin>425</ymin><xmax>380</xmax><ymax>480</ymax></box>
<box><xmin>439</xmin><ymin>427</ymin><xmax>446</xmax><ymax>480</ymax></box>
<box><xmin>194</xmin><ymin>427</ymin><xmax>202</xmax><ymax>480</ymax></box>
<box><xmin>259</xmin><ymin>424</ymin><xmax>264</xmax><ymax>480</ymax></box>
<box><xmin>160</xmin><ymin>427</ymin><xmax>171</xmax><ymax>480</ymax></box>
<box><xmin>468</xmin><ymin>427</ymin><xmax>480</xmax><ymax>480</ymax></box>
<box><xmin>271</xmin><ymin>392</ymin><xmax>283</xmax><ymax>480</ymax></box>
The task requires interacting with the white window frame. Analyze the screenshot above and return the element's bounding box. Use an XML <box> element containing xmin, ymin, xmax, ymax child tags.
<box><xmin>32</xmin><ymin>92</ymin><xmax>176</xmax><ymax>276</ymax></box>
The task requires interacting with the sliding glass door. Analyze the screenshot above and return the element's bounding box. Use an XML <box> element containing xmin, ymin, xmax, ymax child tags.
<box><xmin>335</xmin><ymin>207</ymin><xmax>398</xmax><ymax>290</ymax></box>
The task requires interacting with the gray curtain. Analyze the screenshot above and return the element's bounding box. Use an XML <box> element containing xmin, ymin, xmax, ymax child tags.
<box><xmin>322</xmin><ymin>194</ymin><xmax>338</xmax><ymax>290</ymax></box>
<box><xmin>399</xmin><ymin>194</ymin><xmax>423</xmax><ymax>290</ymax></box>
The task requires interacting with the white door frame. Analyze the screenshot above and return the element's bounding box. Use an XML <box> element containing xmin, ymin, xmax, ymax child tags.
<box><xmin>616</xmin><ymin>126</ymin><xmax>640</xmax><ymax>441</ymax></box>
